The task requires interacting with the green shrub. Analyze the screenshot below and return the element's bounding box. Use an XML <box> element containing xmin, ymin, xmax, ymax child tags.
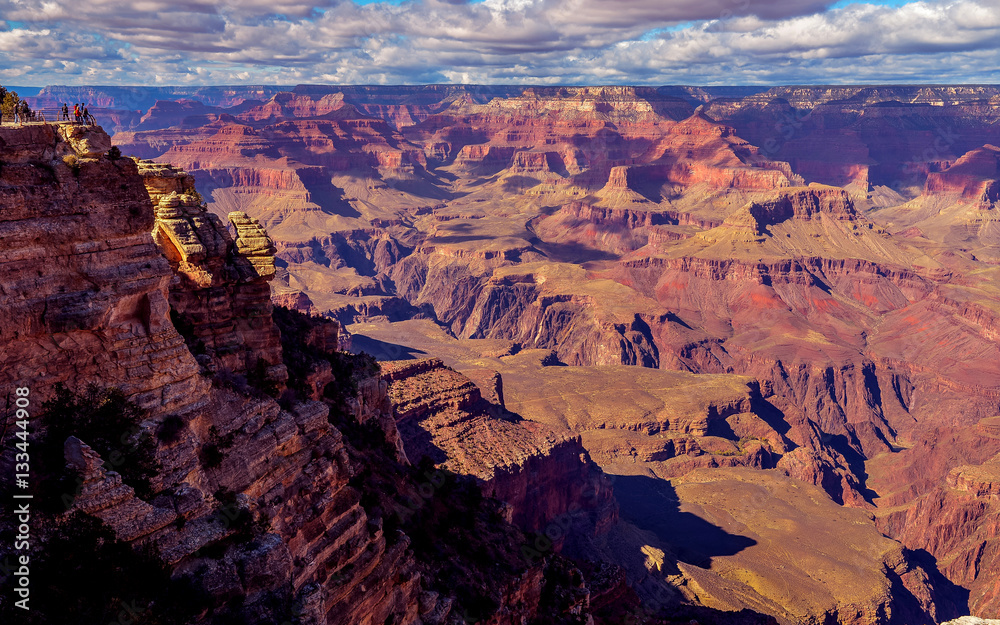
<box><xmin>0</xmin><ymin>512</ymin><xmax>206</xmax><ymax>625</ymax></box>
<box><xmin>247</xmin><ymin>356</ymin><xmax>280</xmax><ymax>397</ymax></box>
<box><xmin>37</xmin><ymin>383</ymin><xmax>160</xmax><ymax>507</ymax></box>
<box><xmin>199</xmin><ymin>425</ymin><xmax>235</xmax><ymax>469</ymax></box>
<box><xmin>155</xmin><ymin>414</ymin><xmax>186</xmax><ymax>444</ymax></box>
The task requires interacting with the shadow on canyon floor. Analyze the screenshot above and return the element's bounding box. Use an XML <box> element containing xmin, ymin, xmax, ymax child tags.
<box><xmin>299</xmin><ymin>175</ymin><xmax>362</xmax><ymax>218</ymax></box>
<box><xmin>533</xmin><ymin>239</ymin><xmax>621</xmax><ymax>263</ymax></box>
<box><xmin>351</xmin><ymin>334</ymin><xmax>428</xmax><ymax>361</ymax></box>
<box><xmin>895</xmin><ymin>548</ymin><xmax>970</xmax><ymax>622</ymax></box>
<box><xmin>611</xmin><ymin>474</ymin><xmax>756</xmax><ymax>570</ymax></box>
<box><xmin>396</xmin><ymin>416</ymin><xmax>450</xmax><ymax>465</ymax></box>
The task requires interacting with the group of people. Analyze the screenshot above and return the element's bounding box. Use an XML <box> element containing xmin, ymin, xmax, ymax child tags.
<box><xmin>61</xmin><ymin>103</ymin><xmax>96</xmax><ymax>125</ymax></box>
<box><xmin>9</xmin><ymin>100</ymin><xmax>37</xmax><ymax>124</ymax></box>
<box><xmin>2</xmin><ymin>102</ymin><xmax>98</xmax><ymax>125</ymax></box>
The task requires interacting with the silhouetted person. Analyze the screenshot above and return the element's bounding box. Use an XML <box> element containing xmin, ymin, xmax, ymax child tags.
<box><xmin>62</xmin><ymin>103</ymin><xmax>69</xmax><ymax>121</ymax></box>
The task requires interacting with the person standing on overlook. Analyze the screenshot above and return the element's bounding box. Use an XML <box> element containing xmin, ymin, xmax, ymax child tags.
<box><xmin>62</xmin><ymin>103</ymin><xmax>69</xmax><ymax>121</ymax></box>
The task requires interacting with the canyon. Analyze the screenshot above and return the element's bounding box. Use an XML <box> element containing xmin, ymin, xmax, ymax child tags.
<box><xmin>2</xmin><ymin>83</ymin><xmax>999</xmax><ymax>624</ymax></box>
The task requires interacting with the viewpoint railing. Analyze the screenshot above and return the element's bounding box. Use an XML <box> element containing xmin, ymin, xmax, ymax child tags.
<box><xmin>0</xmin><ymin>108</ymin><xmax>97</xmax><ymax>125</ymax></box>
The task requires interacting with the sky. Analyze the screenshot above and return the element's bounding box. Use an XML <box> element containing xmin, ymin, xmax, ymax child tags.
<box><xmin>0</xmin><ymin>0</ymin><xmax>998</xmax><ymax>86</ymax></box>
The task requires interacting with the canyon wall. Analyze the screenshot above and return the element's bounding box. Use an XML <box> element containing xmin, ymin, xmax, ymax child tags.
<box><xmin>0</xmin><ymin>124</ymin><xmax>614</xmax><ymax>625</ymax></box>
<box><xmin>20</xmin><ymin>83</ymin><xmax>999</xmax><ymax>622</ymax></box>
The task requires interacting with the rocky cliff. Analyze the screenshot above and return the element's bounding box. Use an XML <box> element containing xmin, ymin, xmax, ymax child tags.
<box><xmin>0</xmin><ymin>124</ymin><xmax>430</xmax><ymax>625</ymax></box>
<box><xmin>0</xmin><ymin>123</ymin><xmax>204</xmax><ymax>414</ymax></box>
<box><xmin>923</xmin><ymin>145</ymin><xmax>1000</xmax><ymax>210</ymax></box>
<box><xmin>381</xmin><ymin>358</ymin><xmax>617</xmax><ymax>535</ymax></box>
<box><xmin>702</xmin><ymin>86</ymin><xmax>1000</xmax><ymax>192</ymax></box>
<box><xmin>0</xmin><ymin>124</ymin><xmax>615</xmax><ymax>625</ymax></box>
<box><xmin>140</xmin><ymin>159</ymin><xmax>285</xmax><ymax>384</ymax></box>
<box><xmin>23</xmin><ymin>83</ymin><xmax>1000</xmax><ymax>622</ymax></box>
<box><xmin>346</xmin><ymin>318</ymin><xmax>965</xmax><ymax>624</ymax></box>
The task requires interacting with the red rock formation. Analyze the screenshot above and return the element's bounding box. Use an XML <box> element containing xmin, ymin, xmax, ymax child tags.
<box><xmin>0</xmin><ymin>124</ymin><xmax>435</xmax><ymax>625</ymax></box>
<box><xmin>948</xmin><ymin>464</ymin><xmax>1000</xmax><ymax>500</ymax></box>
<box><xmin>5</xmin><ymin>122</ymin><xmax>637</xmax><ymax>625</ymax></box>
<box><xmin>703</xmin><ymin>86</ymin><xmax>1000</xmax><ymax>190</ymax></box>
<box><xmin>737</xmin><ymin>186</ymin><xmax>859</xmax><ymax>233</ymax></box>
<box><xmin>140</xmin><ymin>160</ymin><xmax>286</xmax><ymax>384</ymax></box>
<box><xmin>454</xmin><ymin>144</ymin><xmax>520</xmax><ymax>173</ymax></box>
<box><xmin>924</xmin><ymin>145</ymin><xmax>1000</xmax><ymax>209</ymax></box>
<box><xmin>876</xmin><ymin>466</ymin><xmax>1000</xmax><ymax>615</ymax></box>
<box><xmin>637</xmin><ymin>112</ymin><xmax>803</xmax><ymax>191</ymax></box>
<box><xmin>272</xmin><ymin>290</ymin><xmax>321</xmax><ymax>315</ymax></box>
<box><xmin>509</xmin><ymin>150</ymin><xmax>561</xmax><ymax>174</ymax></box>
<box><xmin>235</xmin><ymin>92</ymin><xmax>360</xmax><ymax>123</ymax></box>
<box><xmin>381</xmin><ymin>358</ymin><xmax>617</xmax><ymax>534</ymax></box>
<box><xmin>0</xmin><ymin>124</ymin><xmax>204</xmax><ymax>414</ymax></box>
<box><xmin>135</xmin><ymin>99</ymin><xmax>226</xmax><ymax>131</ymax></box>
<box><xmin>53</xmin><ymin>85</ymin><xmax>1000</xmax><ymax>621</ymax></box>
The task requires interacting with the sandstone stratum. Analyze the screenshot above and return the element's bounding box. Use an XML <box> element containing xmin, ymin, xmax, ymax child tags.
<box><xmin>2</xmin><ymin>83</ymin><xmax>1000</xmax><ymax>624</ymax></box>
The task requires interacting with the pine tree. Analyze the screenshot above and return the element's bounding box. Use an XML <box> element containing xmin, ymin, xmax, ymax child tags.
<box><xmin>0</xmin><ymin>85</ymin><xmax>32</xmax><ymax>121</ymax></box>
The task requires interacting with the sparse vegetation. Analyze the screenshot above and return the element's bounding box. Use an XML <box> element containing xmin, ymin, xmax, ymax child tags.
<box><xmin>62</xmin><ymin>154</ymin><xmax>80</xmax><ymax>176</ymax></box>
<box><xmin>36</xmin><ymin>383</ymin><xmax>160</xmax><ymax>507</ymax></box>
<box><xmin>212</xmin><ymin>487</ymin><xmax>262</xmax><ymax>538</ymax></box>
<box><xmin>272</xmin><ymin>305</ymin><xmax>379</xmax><ymax>415</ymax></box>
<box><xmin>0</xmin><ymin>512</ymin><xmax>206</xmax><ymax>625</ymax></box>
<box><xmin>247</xmin><ymin>356</ymin><xmax>281</xmax><ymax>397</ymax></box>
<box><xmin>268</xmin><ymin>308</ymin><xmax>561</xmax><ymax>622</ymax></box>
<box><xmin>348</xmin><ymin>437</ymin><xmax>532</xmax><ymax>623</ymax></box>
<box><xmin>155</xmin><ymin>414</ymin><xmax>187</xmax><ymax>444</ymax></box>
<box><xmin>187</xmin><ymin>189</ymin><xmax>205</xmax><ymax>206</ymax></box>
<box><xmin>199</xmin><ymin>425</ymin><xmax>235</xmax><ymax>469</ymax></box>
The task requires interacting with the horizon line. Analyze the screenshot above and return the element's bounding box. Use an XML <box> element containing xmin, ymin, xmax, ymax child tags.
<box><xmin>8</xmin><ymin>82</ymin><xmax>1000</xmax><ymax>90</ymax></box>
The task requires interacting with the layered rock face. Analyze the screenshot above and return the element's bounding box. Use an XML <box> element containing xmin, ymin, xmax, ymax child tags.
<box><xmin>381</xmin><ymin>357</ymin><xmax>617</xmax><ymax>534</ymax></box>
<box><xmin>140</xmin><ymin>159</ymin><xmax>286</xmax><ymax>385</ymax></box>
<box><xmin>81</xmin><ymin>84</ymin><xmax>1000</xmax><ymax>621</ymax></box>
<box><xmin>701</xmin><ymin>86</ymin><xmax>1000</xmax><ymax>192</ymax></box>
<box><xmin>348</xmin><ymin>319</ymin><xmax>962</xmax><ymax>624</ymax></box>
<box><xmin>924</xmin><ymin>145</ymin><xmax>1000</xmax><ymax>208</ymax></box>
<box><xmin>871</xmin><ymin>416</ymin><xmax>1000</xmax><ymax>616</ymax></box>
<box><xmin>116</xmin><ymin>103</ymin><xmax>436</xmax><ymax>238</ymax></box>
<box><xmin>0</xmin><ymin>124</ymin><xmax>204</xmax><ymax>414</ymax></box>
<box><xmin>63</xmin><ymin>390</ymin><xmax>426</xmax><ymax>625</ymax></box>
<box><xmin>0</xmin><ymin>122</ymin><xmax>628</xmax><ymax>625</ymax></box>
<box><xmin>0</xmin><ymin>124</ymin><xmax>432</xmax><ymax>625</ymax></box>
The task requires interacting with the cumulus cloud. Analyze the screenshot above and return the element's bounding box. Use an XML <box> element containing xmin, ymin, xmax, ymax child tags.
<box><xmin>0</xmin><ymin>0</ymin><xmax>997</xmax><ymax>86</ymax></box>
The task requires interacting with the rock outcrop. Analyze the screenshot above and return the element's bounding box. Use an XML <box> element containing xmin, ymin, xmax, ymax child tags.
<box><xmin>348</xmin><ymin>319</ymin><xmax>967</xmax><ymax>624</ymax></box>
<box><xmin>0</xmin><ymin>124</ymin><xmax>204</xmax><ymax>414</ymax></box>
<box><xmin>140</xmin><ymin>159</ymin><xmax>286</xmax><ymax>384</ymax></box>
<box><xmin>381</xmin><ymin>358</ymin><xmax>618</xmax><ymax>534</ymax></box>
<box><xmin>949</xmin><ymin>463</ymin><xmax>1000</xmax><ymax>500</ymax></box>
<box><xmin>0</xmin><ymin>124</ymin><xmax>433</xmax><ymax>625</ymax></box>
<box><xmin>924</xmin><ymin>145</ymin><xmax>1000</xmax><ymax>209</ymax></box>
<box><xmin>0</xmin><ymin>122</ymin><xmax>633</xmax><ymax>625</ymax></box>
<box><xmin>701</xmin><ymin>86</ymin><xmax>1000</xmax><ymax>191</ymax></box>
<box><xmin>61</xmin><ymin>84</ymin><xmax>1000</xmax><ymax>621</ymax></box>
